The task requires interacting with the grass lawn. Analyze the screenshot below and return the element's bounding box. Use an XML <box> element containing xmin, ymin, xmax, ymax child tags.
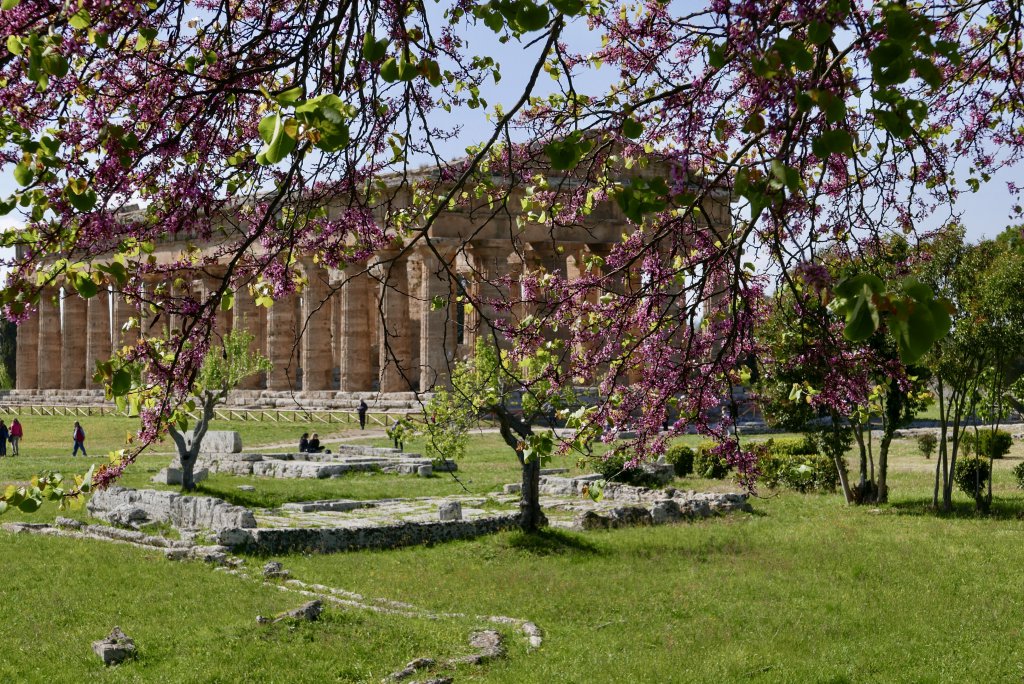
<box><xmin>3</xmin><ymin>418</ymin><xmax>1024</xmax><ymax>681</ymax></box>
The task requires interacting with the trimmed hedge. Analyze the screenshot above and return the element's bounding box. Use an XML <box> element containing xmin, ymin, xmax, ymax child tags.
<box><xmin>693</xmin><ymin>442</ymin><xmax>730</xmax><ymax>479</ymax></box>
<box><xmin>953</xmin><ymin>456</ymin><xmax>991</xmax><ymax>499</ymax></box>
<box><xmin>960</xmin><ymin>430</ymin><xmax>1013</xmax><ymax>459</ymax></box>
<box><xmin>665</xmin><ymin>444</ymin><xmax>694</xmax><ymax>478</ymax></box>
<box><xmin>755</xmin><ymin>439</ymin><xmax>839</xmax><ymax>493</ymax></box>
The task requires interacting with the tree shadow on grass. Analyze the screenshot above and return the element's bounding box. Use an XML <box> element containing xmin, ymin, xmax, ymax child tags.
<box><xmin>887</xmin><ymin>496</ymin><xmax>1024</xmax><ymax>521</ymax></box>
<box><xmin>195</xmin><ymin>483</ymin><xmax>278</xmax><ymax>509</ymax></box>
<box><xmin>502</xmin><ymin>528</ymin><xmax>605</xmax><ymax>556</ymax></box>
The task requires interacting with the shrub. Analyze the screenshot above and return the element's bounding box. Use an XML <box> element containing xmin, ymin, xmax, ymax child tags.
<box><xmin>1013</xmin><ymin>461</ymin><xmax>1024</xmax><ymax>490</ymax></box>
<box><xmin>916</xmin><ymin>433</ymin><xmax>938</xmax><ymax>459</ymax></box>
<box><xmin>953</xmin><ymin>456</ymin><xmax>991</xmax><ymax>500</ymax></box>
<box><xmin>693</xmin><ymin>442</ymin><xmax>730</xmax><ymax>479</ymax></box>
<box><xmin>766</xmin><ymin>435</ymin><xmax>818</xmax><ymax>456</ymax></box>
<box><xmin>592</xmin><ymin>451</ymin><xmax>664</xmax><ymax>489</ymax></box>
<box><xmin>755</xmin><ymin>440</ymin><xmax>838</xmax><ymax>493</ymax></box>
<box><xmin>961</xmin><ymin>430</ymin><xmax>1013</xmax><ymax>459</ymax></box>
<box><xmin>665</xmin><ymin>444</ymin><xmax>694</xmax><ymax>478</ymax></box>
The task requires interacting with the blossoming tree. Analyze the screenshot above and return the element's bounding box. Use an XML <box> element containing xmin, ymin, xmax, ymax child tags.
<box><xmin>0</xmin><ymin>0</ymin><xmax>1021</xmax><ymax>512</ymax></box>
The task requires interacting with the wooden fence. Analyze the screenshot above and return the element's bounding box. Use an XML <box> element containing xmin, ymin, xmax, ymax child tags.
<box><xmin>0</xmin><ymin>404</ymin><xmax>422</xmax><ymax>426</ymax></box>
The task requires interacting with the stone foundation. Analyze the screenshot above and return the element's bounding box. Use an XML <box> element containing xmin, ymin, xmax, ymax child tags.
<box><xmin>87</xmin><ymin>487</ymin><xmax>256</xmax><ymax>530</ymax></box>
<box><xmin>194</xmin><ymin>447</ymin><xmax>456</xmax><ymax>480</ymax></box>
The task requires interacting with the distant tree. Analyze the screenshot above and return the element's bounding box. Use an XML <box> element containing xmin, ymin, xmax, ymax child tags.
<box><xmin>167</xmin><ymin>329</ymin><xmax>270</xmax><ymax>491</ymax></box>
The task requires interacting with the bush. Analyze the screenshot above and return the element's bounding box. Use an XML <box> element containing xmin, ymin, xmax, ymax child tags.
<box><xmin>693</xmin><ymin>442</ymin><xmax>730</xmax><ymax>479</ymax></box>
<box><xmin>953</xmin><ymin>456</ymin><xmax>991</xmax><ymax>500</ymax></box>
<box><xmin>766</xmin><ymin>435</ymin><xmax>818</xmax><ymax>456</ymax></box>
<box><xmin>665</xmin><ymin>444</ymin><xmax>694</xmax><ymax>478</ymax></box>
<box><xmin>961</xmin><ymin>430</ymin><xmax>1013</xmax><ymax>459</ymax></box>
<box><xmin>592</xmin><ymin>451</ymin><xmax>664</xmax><ymax>489</ymax></box>
<box><xmin>916</xmin><ymin>433</ymin><xmax>938</xmax><ymax>459</ymax></box>
<box><xmin>1013</xmin><ymin>461</ymin><xmax>1024</xmax><ymax>490</ymax></box>
<box><xmin>755</xmin><ymin>440</ymin><xmax>838</xmax><ymax>493</ymax></box>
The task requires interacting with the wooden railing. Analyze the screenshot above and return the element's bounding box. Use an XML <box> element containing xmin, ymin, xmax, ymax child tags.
<box><xmin>0</xmin><ymin>404</ymin><xmax>423</xmax><ymax>426</ymax></box>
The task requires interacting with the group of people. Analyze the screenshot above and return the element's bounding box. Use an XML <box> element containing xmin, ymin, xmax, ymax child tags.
<box><xmin>298</xmin><ymin>432</ymin><xmax>329</xmax><ymax>454</ymax></box>
<box><xmin>0</xmin><ymin>418</ymin><xmax>23</xmax><ymax>457</ymax></box>
<box><xmin>0</xmin><ymin>419</ymin><xmax>85</xmax><ymax>458</ymax></box>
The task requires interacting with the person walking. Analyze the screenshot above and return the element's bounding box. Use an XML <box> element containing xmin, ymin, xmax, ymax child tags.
<box><xmin>0</xmin><ymin>420</ymin><xmax>8</xmax><ymax>458</ymax></box>
<box><xmin>357</xmin><ymin>399</ymin><xmax>368</xmax><ymax>430</ymax></box>
<box><xmin>9</xmin><ymin>419</ymin><xmax>22</xmax><ymax>456</ymax></box>
<box><xmin>72</xmin><ymin>421</ymin><xmax>87</xmax><ymax>458</ymax></box>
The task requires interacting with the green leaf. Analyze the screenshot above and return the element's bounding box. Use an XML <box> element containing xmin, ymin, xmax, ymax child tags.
<box><xmin>811</xmin><ymin>129</ymin><xmax>853</xmax><ymax>158</ymax></box>
<box><xmin>515</xmin><ymin>2</ymin><xmax>550</xmax><ymax>31</ymax></box>
<box><xmin>13</xmin><ymin>162</ymin><xmax>33</xmax><ymax>187</ymax></box>
<box><xmin>807</xmin><ymin>21</ymin><xmax>832</xmax><ymax>45</ymax></box>
<box><xmin>622</xmin><ymin>117</ymin><xmax>644</xmax><ymax>139</ymax></box>
<box><xmin>69</xmin><ymin>8</ymin><xmax>91</xmax><ymax>30</ymax></box>
<box><xmin>274</xmin><ymin>86</ymin><xmax>303</xmax><ymax>106</ymax></box>
<box><xmin>220</xmin><ymin>288</ymin><xmax>234</xmax><ymax>311</ymax></box>
<box><xmin>111</xmin><ymin>369</ymin><xmax>132</xmax><ymax>396</ymax></box>
<box><xmin>380</xmin><ymin>57</ymin><xmax>399</xmax><ymax>82</ymax></box>
<box><xmin>1</xmin><ymin>0</ymin><xmax>22</xmax><ymax>9</ymax></box>
<box><xmin>255</xmin><ymin>114</ymin><xmax>297</xmax><ymax>165</ymax></box>
<box><xmin>74</xmin><ymin>274</ymin><xmax>98</xmax><ymax>299</ymax></box>
<box><xmin>843</xmin><ymin>291</ymin><xmax>879</xmax><ymax>342</ymax></box>
<box><xmin>362</xmin><ymin>34</ymin><xmax>387</xmax><ymax>62</ymax></box>
<box><xmin>17</xmin><ymin>496</ymin><xmax>40</xmax><ymax>513</ymax></box>
<box><xmin>65</xmin><ymin>185</ymin><xmax>98</xmax><ymax>212</ymax></box>
<box><xmin>550</xmin><ymin>0</ymin><xmax>584</xmax><ymax>15</ymax></box>
<box><xmin>6</xmin><ymin>35</ymin><xmax>22</xmax><ymax>55</ymax></box>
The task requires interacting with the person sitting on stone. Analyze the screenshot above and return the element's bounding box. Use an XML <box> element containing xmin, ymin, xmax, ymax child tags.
<box><xmin>298</xmin><ymin>433</ymin><xmax>310</xmax><ymax>453</ymax></box>
<box><xmin>307</xmin><ymin>433</ymin><xmax>323</xmax><ymax>453</ymax></box>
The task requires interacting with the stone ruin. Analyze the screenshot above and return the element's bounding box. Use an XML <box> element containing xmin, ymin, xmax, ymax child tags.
<box><xmin>81</xmin><ymin>472</ymin><xmax>750</xmax><ymax>557</ymax></box>
<box><xmin>151</xmin><ymin>431</ymin><xmax>457</xmax><ymax>485</ymax></box>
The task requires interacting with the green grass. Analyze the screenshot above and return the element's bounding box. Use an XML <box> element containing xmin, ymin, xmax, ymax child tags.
<box><xmin>5</xmin><ymin>419</ymin><xmax>1024</xmax><ymax>680</ymax></box>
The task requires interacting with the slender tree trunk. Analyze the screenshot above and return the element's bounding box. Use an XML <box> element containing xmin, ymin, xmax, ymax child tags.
<box><xmin>934</xmin><ymin>379</ymin><xmax>946</xmax><ymax>509</ymax></box>
<box><xmin>168</xmin><ymin>391</ymin><xmax>219</xmax><ymax>492</ymax></box>
<box><xmin>494</xmin><ymin>406</ymin><xmax>547</xmax><ymax>532</ymax></box>
<box><xmin>518</xmin><ymin>453</ymin><xmax>546</xmax><ymax>532</ymax></box>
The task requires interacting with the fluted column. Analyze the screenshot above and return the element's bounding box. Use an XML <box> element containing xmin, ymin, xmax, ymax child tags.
<box><xmin>62</xmin><ymin>291</ymin><xmax>87</xmax><ymax>389</ymax></box>
<box><xmin>374</xmin><ymin>251</ymin><xmax>413</xmax><ymax>393</ymax></box>
<box><xmin>15</xmin><ymin>306</ymin><xmax>39</xmax><ymax>389</ymax></box>
<box><xmin>301</xmin><ymin>261</ymin><xmax>333</xmax><ymax>391</ymax></box>
<box><xmin>37</xmin><ymin>287</ymin><xmax>62</xmax><ymax>389</ymax></box>
<box><xmin>202</xmin><ymin>273</ymin><xmax>232</xmax><ymax>337</ymax></box>
<box><xmin>265</xmin><ymin>292</ymin><xmax>297</xmax><ymax>390</ymax></box>
<box><xmin>337</xmin><ymin>265</ymin><xmax>374</xmax><ymax>392</ymax></box>
<box><xmin>469</xmin><ymin>242</ymin><xmax>513</xmax><ymax>348</ymax></box>
<box><xmin>111</xmin><ymin>293</ymin><xmax>138</xmax><ymax>349</ymax></box>
<box><xmin>233</xmin><ymin>285</ymin><xmax>264</xmax><ymax>390</ymax></box>
<box><xmin>85</xmin><ymin>290</ymin><xmax>111</xmax><ymax>388</ymax></box>
<box><xmin>418</xmin><ymin>244</ymin><xmax>457</xmax><ymax>391</ymax></box>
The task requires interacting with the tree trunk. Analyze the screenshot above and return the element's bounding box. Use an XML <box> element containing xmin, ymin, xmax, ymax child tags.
<box><xmin>518</xmin><ymin>454</ymin><xmax>547</xmax><ymax>532</ymax></box>
<box><xmin>168</xmin><ymin>390</ymin><xmax>219</xmax><ymax>493</ymax></box>
<box><xmin>493</xmin><ymin>405</ymin><xmax>547</xmax><ymax>533</ymax></box>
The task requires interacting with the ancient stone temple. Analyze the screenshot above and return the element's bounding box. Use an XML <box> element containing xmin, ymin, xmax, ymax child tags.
<box><xmin>11</xmin><ymin>170</ymin><xmax>732</xmax><ymax>407</ymax></box>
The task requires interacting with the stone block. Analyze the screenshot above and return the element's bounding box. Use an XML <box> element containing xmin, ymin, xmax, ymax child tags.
<box><xmin>417</xmin><ymin>464</ymin><xmax>433</xmax><ymax>477</ymax></box>
<box><xmin>107</xmin><ymin>504</ymin><xmax>149</xmax><ymax>528</ymax></box>
<box><xmin>191</xmin><ymin>430</ymin><xmax>242</xmax><ymax>454</ymax></box>
<box><xmin>503</xmin><ymin>483</ymin><xmax>522</xmax><ymax>495</ymax></box>
<box><xmin>92</xmin><ymin>627</ymin><xmax>136</xmax><ymax>666</ymax></box>
<box><xmin>438</xmin><ymin>501</ymin><xmax>462</xmax><ymax>521</ymax></box>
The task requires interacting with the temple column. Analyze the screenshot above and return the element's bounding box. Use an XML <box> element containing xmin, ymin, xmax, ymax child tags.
<box><xmin>62</xmin><ymin>291</ymin><xmax>87</xmax><ymax>389</ymax></box>
<box><xmin>85</xmin><ymin>290</ymin><xmax>111</xmax><ymax>389</ymax></box>
<box><xmin>37</xmin><ymin>287</ymin><xmax>62</xmax><ymax>389</ymax></box>
<box><xmin>418</xmin><ymin>244</ymin><xmax>457</xmax><ymax>391</ymax></box>
<box><xmin>111</xmin><ymin>293</ymin><xmax>138</xmax><ymax>349</ymax></box>
<box><xmin>233</xmin><ymin>284</ymin><xmax>264</xmax><ymax>389</ymax></box>
<box><xmin>468</xmin><ymin>241</ymin><xmax>513</xmax><ymax>349</ymax></box>
<box><xmin>15</xmin><ymin>306</ymin><xmax>39</xmax><ymax>389</ymax></box>
<box><xmin>202</xmin><ymin>273</ymin><xmax>232</xmax><ymax>338</ymax></box>
<box><xmin>300</xmin><ymin>261</ymin><xmax>333</xmax><ymax>391</ymax></box>
<box><xmin>374</xmin><ymin>250</ymin><xmax>413</xmax><ymax>393</ymax></box>
<box><xmin>337</xmin><ymin>264</ymin><xmax>374</xmax><ymax>391</ymax></box>
<box><xmin>265</xmin><ymin>292</ymin><xmax>297</xmax><ymax>390</ymax></box>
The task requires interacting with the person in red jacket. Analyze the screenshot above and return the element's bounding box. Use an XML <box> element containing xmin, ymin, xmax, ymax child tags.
<box><xmin>9</xmin><ymin>419</ymin><xmax>22</xmax><ymax>456</ymax></box>
<box><xmin>72</xmin><ymin>421</ymin><xmax>87</xmax><ymax>458</ymax></box>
